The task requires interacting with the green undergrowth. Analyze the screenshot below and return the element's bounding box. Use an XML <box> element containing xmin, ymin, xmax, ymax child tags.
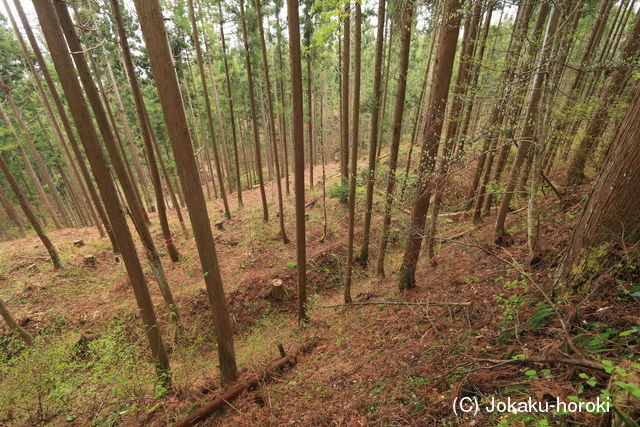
<box><xmin>0</xmin><ymin>322</ymin><xmax>156</xmax><ymax>425</ymax></box>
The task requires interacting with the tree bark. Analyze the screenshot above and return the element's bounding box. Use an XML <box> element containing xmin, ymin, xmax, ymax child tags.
<box><xmin>376</xmin><ymin>19</ymin><xmax>393</xmax><ymax>162</ymax></box>
<box><xmin>255</xmin><ymin>0</ymin><xmax>289</xmax><ymax>243</ymax></box>
<box><xmin>132</xmin><ymin>0</ymin><xmax>238</xmax><ymax>384</ymax></box>
<box><xmin>340</xmin><ymin>2</ymin><xmax>351</xmax><ymax>185</ymax></box>
<box><xmin>109</xmin><ymin>0</ymin><xmax>180</xmax><ymax>263</ymax></box>
<box><xmin>306</xmin><ymin>55</ymin><xmax>314</xmax><ymax>189</ymax></box>
<box><xmin>205</xmin><ymin>49</ymin><xmax>234</xmax><ymax>197</ymax></box>
<box><xmin>527</xmin><ymin>5</ymin><xmax>562</xmax><ymax>262</ymax></box>
<box><xmin>426</xmin><ymin>0</ymin><xmax>483</xmax><ymax>260</ymax></box>
<box><xmin>182</xmin><ymin>69</ymin><xmax>212</xmax><ymax>201</ymax></box>
<box><xmin>152</xmin><ymin>127</ymin><xmax>190</xmax><ymax>238</ymax></box>
<box><xmin>494</xmin><ymin>5</ymin><xmax>560</xmax><ymax>242</ymax></box>
<box><xmin>399</xmin><ymin>24</ymin><xmax>437</xmax><ymax>202</ymax></box>
<box><xmin>344</xmin><ymin>2</ymin><xmax>361</xmax><ymax>304</ymax></box>
<box><xmin>275</xmin><ymin>9</ymin><xmax>291</xmax><ymax>196</ymax></box>
<box><xmin>375</xmin><ymin>0</ymin><xmax>415</xmax><ymax>279</ymax></box>
<box><xmin>37</xmin><ymin>0</ymin><xmax>170</xmax><ymax>379</ymax></box>
<box><xmin>558</xmin><ymin>81</ymin><xmax>640</xmax><ymax>292</ymax></box>
<box><xmin>397</xmin><ymin>0</ymin><xmax>463</xmax><ymax>291</ymax></box>
<box><xmin>320</xmin><ymin>86</ymin><xmax>328</xmax><ymax>241</ymax></box>
<box><xmin>0</xmin><ymin>182</ymin><xmax>25</xmax><ymax>233</ymax></box>
<box><xmin>239</xmin><ymin>0</ymin><xmax>269</xmax><ymax>222</ymax></box>
<box><xmin>0</xmin><ymin>297</ymin><xmax>34</xmax><ymax>346</ymax></box>
<box><xmin>357</xmin><ymin>0</ymin><xmax>385</xmax><ymax>266</ymax></box>
<box><xmin>566</xmin><ymin>10</ymin><xmax>640</xmax><ymax>185</ymax></box>
<box><xmin>187</xmin><ymin>0</ymin><xmax>231</xmax><ymax>219</ymax></box>
<box><xmin>287</xmin><ymin>0</ymin><xmax>308</xmax><ymax>322</ymax></box>
<box><xmin>89</xmin><ymin>58</ymin><xmax>151</xmax><ymax>228</ymax></box>
<box><xmin>218</xmin><ymin>4</ymin><xmax>244</xmax><ymax>207</ymax></box>
<box><xmin>105</xmin><ymin>57</ymin><xmax>152</xmax><ymax>214</ymax></box>
<box><xmin>11</xmin><ymin>0</ymin><xmax>117</xmax><ymax>251</ymax></box>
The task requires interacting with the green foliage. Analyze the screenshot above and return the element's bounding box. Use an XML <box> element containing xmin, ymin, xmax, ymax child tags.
<box><xmin>528</xmin><ymin>304</ymin><xmax>555</xmax><ymax>327</ymax></box>
<box><xmin>524</xmin><ymin>369</ymin><xmax>539</xmax><ymax>381</ymax></box>
<box><xmin>328</xmin><ymin>182</ymin><xmax>349</xmax><ymax>203</ymax></box>
<box><xmin>0</xmin><ymin>324</ymin><xmax>156</xmax><ymax>424</ymax></box>
<box><xmin>0</xmin><ymin>16</ymin><xmax>23</xmax><ymax>83</ymax></box>
<box><xmin>579</xmin><ymin>372</ymin><xmax>597</xmax><ymax>387</ymax></box>
<box><xmin>574</xmin><ymin>322</ymin><xmax>617</xmax><ymax>353</ymax></box>
<box><xmin>370</xmin><ymin>379</ymin><xmax>386</xmax><ymax>395</ymax></box>
<box><xmin>405</xmin><ymin>375</ymin><xmax>430</xmax><ymax>387</ymax></box>
<box><xmin>495</xmin><ymin>293</ymin><xmax>524</xmax><ymax>330</ymax></box>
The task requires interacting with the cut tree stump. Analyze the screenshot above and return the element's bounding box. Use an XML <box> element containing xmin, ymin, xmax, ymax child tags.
<box><xmin>73</xmin><ymin>332</ymin><xmax>100</xmax><ymax>358</ymax></box>
<box><xmin>269</xmin><ymin>278</ymin><xmax>285</xmax><ymax>301</ymax></box>
<box><xmin>83</xmin><ymin>255</ymin><xmax>96</xmax><ymax>267</ymax></box>
<box><xmin>73</xmin><ymin>239</ymin><xmax>84</xmax><ymax>247</ymax></box>
<box><xmin>174</xmin><ymin>341</ymin><xmax>317</xmax><ymax>427</ymax></box>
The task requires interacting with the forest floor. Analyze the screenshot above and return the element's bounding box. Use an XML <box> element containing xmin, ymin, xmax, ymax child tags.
<box><xmin>0</xmin><ymin>155</ymin><xmax>638</xmax><ymax>426</ymax></box>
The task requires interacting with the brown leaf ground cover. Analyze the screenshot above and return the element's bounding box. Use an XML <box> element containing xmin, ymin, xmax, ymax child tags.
<box><xmin>1</xmin><ymin>159</ymin><xmax>638</xmax><ymax>426</ymax></box>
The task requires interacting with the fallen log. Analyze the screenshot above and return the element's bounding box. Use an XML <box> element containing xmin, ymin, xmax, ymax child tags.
<box><xmin>174</xmin><ymin>341</ymin><xmax>317</xmax><ymax>426</ymax></box>
<box><xmin>305</xmin><ymin>197</ymin><xmax>320</xmax><ymax>209</ymax></box>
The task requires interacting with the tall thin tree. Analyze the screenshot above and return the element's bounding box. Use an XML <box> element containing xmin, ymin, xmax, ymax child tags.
<box><xmin>109</xmin><ymin>0</ymin><xmax>180</xmax><ymax>263</ymax></box>
<box><xmin>340</xmin><ymin>2</ymin><xmax>350</xmax><ymax>184</ymax></box>
<box><xmin>12</xmin><ymin>0</ymin><xmax>118</xmax><ymax>252</ymax></box>
<box><xmin>0</xmin><ymin>182</ymin><xmax>25</xmax><ymax>233</ymax></box>
<box><xmin>0</xmin><ymin>297</ymin><xmax>34</xmax><ymax>345</ymax></box>
<box><xmin>56</xmin><ymin>1</ymin><xmax>179</xmax><ymax>322</ymax></box>
<box><xmin>344</xmin><ymin>1</ymin><xmax>362</xmax><ymax>303</ymax></box>
<box><xmin>494</xmin><ymin>5</ymin><xmax>560</xmax><ymax>243</ymax></box>
<box><xmin>287</xmin><ymin>0</ymin><xmax>308</xmax><ymax>322</ymax></box>
<box><xmin>375</xmin><ymin>0</ymin><xmax>415</xmax><ymax>278</ymax></box>
<box><xmin>217</xmin><ymin>3</ymin><xmax>244</xmax><ymax>207</ymax></box>
<box><xmin>132</xmin><ymin>0</ymin><xmax>238</xmax><ymax>384</ymax></box>
<box><xmin>358</xmin><ymin>0</ymin><xmax>386</xmax><ymax>266</ymax></box>
<box><xmin>255</xmin><ymin>0</ymin><xmax>289</xmax><ymax>243</ymax></box>
<box><xmin>397</xmin><ymin>0</ymin><xmax>463</xmax><ymax>290</ymax></box>
<box><xmin>35</xmin><ymin>0</ymin><xmax>170</xmax><ymax>379</ymax></box>
<box><xmin>187</xmin><ymin>0</ymin><xmax>231</xmax><ymax>219</ymax></box>
<box><xmin>239</xmin><ymin>0</ymin><xmax>269</xmax><ymax>222</ymax></box>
